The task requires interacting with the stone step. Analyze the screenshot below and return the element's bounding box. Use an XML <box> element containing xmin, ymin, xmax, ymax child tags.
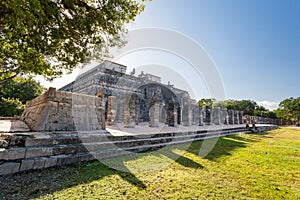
<box><xmin>0</xmin><ymin>125</ymin><xmax>278</xmax><ymax>176</ymax></box>
<box><xmin>1</xmin><ymin>127</ymin><xmax>251</xmax><ymax>162</ymax></box>
<box><xmin>22</xmin><ymin>127</ymin><xmax>250</xmax><ymax>147</ymax></box>
<box><xmin>0</xmin><ymin>128</ymin><xmax>256</xmax><ymax>175</ymax></box>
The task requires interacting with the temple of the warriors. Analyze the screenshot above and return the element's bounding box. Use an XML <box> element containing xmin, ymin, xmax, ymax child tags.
<box><xmin>0</xmin><ymin>61</ymin><xmax>278</xmax><ymax>176</ymax></box>
<box><xmin>21</xmin><ymin>60</ymin><xmax>251</xmax><ymax>131</ymax></box>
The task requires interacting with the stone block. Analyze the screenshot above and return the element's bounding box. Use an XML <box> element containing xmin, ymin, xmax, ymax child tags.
<box><xmin>56</xmin><ymin>155</ymin><xmax>69</xmax><ymax>165</ymax></box>
<box><xmin>33</xmin><ymin>158</ymin><xmax>46</xmax><ymax>169</ymax></box>
<box><xmin>77</xmin><ymin>153</ymin><xmax>93</xmax><ymax>162</ymax></box>
<box><xmin>25</xmin><ymin>138</ymin><xmax>54</xmax><ymax>147</ymax></box>
<box><xmin>44</xmin><ymin>157</ymin><xmax>57</xmax><ymax>168</ymax></box>
<box><xmin>20</xmin><ymin>159</ymin><xmax>35</xmax><ymax>171</ymax></box>
<box><xmin>64</xmin><ymin>155</ymin><xmax>79</xmax><ymax>165</ymax></box>
<box><xmin>0</xmin><ymin>149</ymin><xmax>8</xmax><ymax>160</ymax></box>
<box><xmin>53</xmin><ymin>145</ymin><xmax>67</xmax><ymax>155</ymax></box>
<box><xmin>0</xmin><ymin>162</ymin><xmax>20</xmax><ymax>175</ymax></box>
<box><xmin>25</xmin><ymin>147</ymin><xmax>53</xmax><ymax>158</ymax></box>
<box><xmin>8</xmin><ymin>148</ymin><xmax>26</xmax><ymax>160</ymax></box>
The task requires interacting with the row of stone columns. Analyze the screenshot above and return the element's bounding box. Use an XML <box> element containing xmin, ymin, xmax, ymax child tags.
<box><xmin>178</xmin><ymin>106</ymin><xmax>244</xmax><ymax>126</ymax></box>
<box><xmin>105</xmin><ymin>94</ymin><xmax>244</xmax><ymax>128</ymax></box>
<box><xmin>244</xmin><ymin>115</ymin><xmax>278</xmax><ymax>125</ymax></box>
<box><xmin>201</xmin><ymin>106</ymin><xmax>243</xmax><ymax>126</ymax></box>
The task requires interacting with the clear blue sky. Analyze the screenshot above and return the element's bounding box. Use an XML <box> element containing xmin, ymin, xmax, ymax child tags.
<box><xmin>128</xmin><ymin>0</ymin><xmax>300</xmax><ymax>107</ymax></box>
<box><xmin>41</xmin><ymin>0</ymin><xmax>299</xmax><ymax>110</ymax></box>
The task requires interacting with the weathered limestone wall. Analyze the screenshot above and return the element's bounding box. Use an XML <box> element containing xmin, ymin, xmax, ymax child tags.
<box><xmin>21</xmin><ymin>88</ymin><xmax>105</xmax><ymax>131</ymax></box>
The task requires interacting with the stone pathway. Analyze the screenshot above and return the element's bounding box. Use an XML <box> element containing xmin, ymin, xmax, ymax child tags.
<box><xmin>0</xmin><ymin>119</ymin><xmax>273</xmax><ymax>137</ymax></box>
<box><xmin>0</xmin><ymin>120</ymin><xmax>30</xmax><ymax>133</ymax></box>
<box><xmin>106</xmin><ymin>122</ymin><xmax>270</xmax><ymax>136</ymax></box>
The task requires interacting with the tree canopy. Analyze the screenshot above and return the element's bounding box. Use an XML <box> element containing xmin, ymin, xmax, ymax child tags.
<box><xmin>0</xmin><ymin>0</ymin><xmax>146</xmax><ymax>83</ymax></box>
<box><xmin>275</xmin><ymin>97</ymin><xmax>300</xmax><ymax>124</ymax></box>
<box><xmin>0</xmin><ymin>77</ymin><xmax>45</xmax><ymax>116</ymax></box>
<box><xmin>196</xmin><ymin>98</ymin><xmax>216</xmax><ymax>108</ymax></box>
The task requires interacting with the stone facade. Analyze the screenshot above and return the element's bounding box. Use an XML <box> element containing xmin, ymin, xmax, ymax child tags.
<box><xmin>22</xmin><ymin>61</ymin><xmax>246</xmax><ymax>131</ymax></box>
<box><xmin>21</xmin><ymin>88</ymin><xmax>105</xmax><ymax>131</ymax></box>
<box><xmin>59</xmin><ymin>61</ymin><xmax>190</xmax><ymax>128</ymax></box>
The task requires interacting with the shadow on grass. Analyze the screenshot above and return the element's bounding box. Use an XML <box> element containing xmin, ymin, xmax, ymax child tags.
<box><xmin>181</xmin><ymin>131</ymin><xmax>271</xmax><ymax>161</ymax></box>
<box><xmin>0</xmin><ymin>130</ymin><xmax>271</xmax><ymax>199</ymax></box>
<box><xmin>162</xmin><ymin>150</ymin><xmax>204</xmax><ymax>169</ymax></box>
<box><xmin>0</xmin><ymin>160</ymin><xmax>146</xmax><ymax>200</ymax></box>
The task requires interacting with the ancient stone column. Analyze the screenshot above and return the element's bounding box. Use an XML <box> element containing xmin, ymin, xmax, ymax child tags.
<box><xmin>228</xmin><ymin>110</ymin><xmax>234</xmax><ymax>124</ymax></box>
<box><xmin>160</xmin><ymin>105</ymin><xmax>165</xmax><ymax>124</ymax></box>
<box><xmin>199</xmin><ymin>107</ymin><xmax>204</xmax><ymax>126</ymax></box>
<box><xmin>192</xmin><ymin>105</ymin><xmax>200</xmax><ymax>125</ymax></box>
<box><xmin>116</xmin><ymin>97</ymin><xmax>124</xmax><ymax>123</ymax></box>
<box><xmin>205</xmin><ymin>106</ymin><xmax>212</xmax><ymax>125</ymax></box>
<box><xmin>135</xmin><ymin>98</ymin><xmax>140</xmax><ymax>125</ymax></box>
<box><xmin>234</xmin><ymin>110</ymin><xmax>239</xmax><ymax>124</ymax></box>
<box><xmin>199</xmin><ymin>108</ymin><xmax>205</xmax><ymax>126</ymax></box>
<box><xmin>182</xmin><ymin>102</ymin><xmax>191</xmax><ymax>126</ymax></box>
<box><xmin>149</xmin><ymin>97</ymin><xmax>159</xmax><ymax>127</ymax></box>
<box><xmin>239</xmin><ymin>111</ymin><xmax>243</xmax><ymax>124</ymax></box>
<box><xmin>159</xmin><ymin>104</ymin><xmax>167</xmax><ymax>123</ymax></box>
<box><xmin>167</xmin><ymin>100</ymin><xmax>177</xmax><ymax>127</ymax></box>
<box><xmin>123</xmin><ymin>93</ymin><xmax>136</xmax><ymax>128</ymax></box>
<box><xmin>212</xmin><ymin>107</ymin><xmax>221</xmax><ymax>125</ymax></box>
<box><xmin>107</xmin><ymin>96</ymin><xmax>117</xmax><ymax>125</ymax></box>
<box><xmin>221</xmin><ymin>107</ymin><xmax>228</xmax><ymax>125</ymax></box>
<box><xmin>96</xmin><ymin>90</ymin><xmax>105</xmax><ymax>106</ymax></box>
<box><xmin>96</xmin><ymin>90</ymin><xmax>106</xmax><ymax>129</ymax></box>
<box><xmin>174</xmin><ymin>109</ymin><xmax>178</xmax><ymax>127</ymax></box>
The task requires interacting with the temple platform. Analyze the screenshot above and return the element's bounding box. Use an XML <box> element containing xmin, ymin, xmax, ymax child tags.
<box><xmin>0</xmin><ymin>120</ymin><xmax>278</xmax><ymax>176</ymax></box>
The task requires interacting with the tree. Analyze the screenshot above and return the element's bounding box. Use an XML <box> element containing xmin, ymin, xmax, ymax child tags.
<box><xmin>0</xmin><ymin>77</ymin><xmax>45</xmax><ymax>116</ymax></box>
<box><xmin>213</xmin><ymin>99</ymin><xmax>257</xmax><ymax>115</ymax></box>
<box><xmin>0</xmin><ymin>97</ymin><xmax>24</xmax><ymax>116</ymax></box>
<box><xmin>275</xmin><ymin>97</ymin><xmax>300</xmax><ymax>124</ymax></box>
<box><xmin>0</xmin><ymin>0</ymin><xmax>147</xmax><ymax>83</ymax></box>
<box><xmin>196</xmin><ymin>98</ymin><xmax>216</xmax><ymax>108</ymax></box>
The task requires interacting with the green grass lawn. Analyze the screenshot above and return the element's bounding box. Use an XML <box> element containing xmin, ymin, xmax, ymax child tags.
<box><xmin>1</xmin><ymin>127</ymin><xmax>299</xmax><ymax>199</ymax></box>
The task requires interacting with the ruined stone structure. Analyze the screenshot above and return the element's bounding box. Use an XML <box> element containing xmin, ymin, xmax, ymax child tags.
<box><xmin>21</xmin><ymin>61</ymin><xmax>247</xmax><ymax>131</ymax></box>
<box><xmin>56</xmin><ymin>61</ymin><xmax>247</xmax><ymax>129</ymax></box>
<box><xmin>21</xmin><ymin>88</ymin><xmax>105</xmax><ymax>131</ymax></box>
<box><xmin>1</xmin><ymin>61</ymin><xmax>282</xmax><ymax>176</ymax></box>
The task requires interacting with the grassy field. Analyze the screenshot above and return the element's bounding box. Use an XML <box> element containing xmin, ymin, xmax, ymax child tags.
<box><xmin>0</xmin><ymin>127</ymin><xmax>299</xmax><ymax>199</ymax></box>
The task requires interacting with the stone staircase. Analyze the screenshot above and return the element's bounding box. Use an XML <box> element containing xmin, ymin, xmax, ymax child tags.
<box><xmin>0</xmin><ymin>125</ymin><xmax>277</xmax><ymax>176</ymax></box>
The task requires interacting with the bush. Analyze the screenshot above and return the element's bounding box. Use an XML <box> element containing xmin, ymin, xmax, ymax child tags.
<box><xmin>0</xmin><ymin>97</ymin><xmax>25</xmax><ymax>117</ymax></box>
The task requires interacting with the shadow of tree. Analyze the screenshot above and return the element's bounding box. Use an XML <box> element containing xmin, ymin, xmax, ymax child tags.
<box><xmin>0</xmin><ymin>131</ymin><xmax>272</xmax><ymax>199</ymax></box>
<box><xmin>0</xmin><ymin>160</ymin><xmax>146</xmax><ymax>200</ymax></box>
<box><xmin>161</xmin><ymin>149</ymin><xmax>204</xmax><ymax>169</ymax></box>
<box><xmin>180</xmin><ymin>131</ymin><xmax>271</xmax><ymax>161</ymax></box>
